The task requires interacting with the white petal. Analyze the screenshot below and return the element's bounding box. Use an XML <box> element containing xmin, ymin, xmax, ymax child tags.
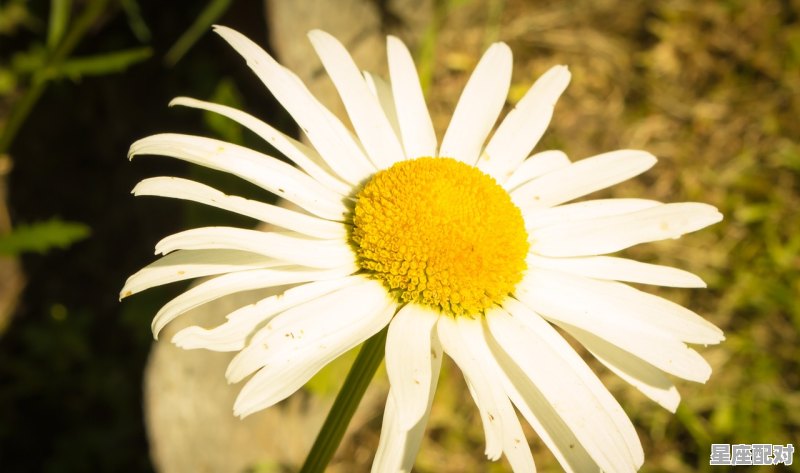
<box><xmin>502</xmin><ymin>300</ymin><xmax>644</xmax><ymax>466</ymax></box>
<box><xmin>456</xmin><ymin>316</ymin><xmax>537</xmax><ymax>472</ymax></box>
<box><xmin>385</xmin><ymin>304</ymin><xmax>439</xmax><ymax>430</ymax></box>
<box><xmin>529</xmin><ymin>268</ymin><xmax>722</xmax><ymax>344</ymax></box>
<box><xmin>482</xmin><ymin>318</ymin><xmax>598</xmax><ymax>473</ymax></box>
<box><xmin>231</xmin><ymin>278</ymin><xmax>396</xmax><ymax>417</ymax></box>
<box><xmin>524</xmin><ymin>198</ymin><xmax>661</xmax><ymax>231</ymax></box>
<box><xmin>363</xmin><ymin>72</ymin><xmax>403</xmax><ymax>155</ymax></box>
<box><xmin>487</xmin><ymin>304</ymin><xmax>643</xmax><ymax>472</ymax></box>
<box><xmin>511</xmin><ymin>150</ymin><xmax>657</xmax><ymax>210</ymax></box>
<box><xmin>387</xmin><ymin>36</ymin><xmax>437</xmax><ymax>160</ymax></box>
<box><xmin>226</xmin><ymin>277</ymin><xmax>389</xmax><ymax>382</ymax></box>
<box><xmin>121</xmin><ymin>249</ymin><xmax>278</xmax><ymax>298</ymax></box>
<box><xmin>133</xmin><ymin>177</ymin><xmax>347</xmax><ymax>239</ymax></box>
<box><xmin>371</xmin><ymin>397</ymin><xmax>414</xmax><ymax>473</ymax></box>
<box><xmin>128</xmin><ymin>133</ymin><xmax>348</xmax><ymax>220</ymax></box>
<box><xmin>151</xmin><ymin>266</ymin><xmax>353</xmax><ymax>338</ymax></box>
<box><xmin>516</xmin><ymin>269</ymin><xmax>716</xmax><ymax>380</ymax></box>
<box><xmin>502</xmin><ymin>150</ymin><xmax>570</xmax><ymax>191</ymax></box>
<box><xmin>169</xmin><ymin>97</ymin><xmax>351</xmax><ymax>195</ymax></box>
<box><xmin>439</xmin><ymin>43</ymin><xmax>512</xmax><ymax>165</ymax></box>
<box><xmin>570</xmin><ymin>325</ymin><xmax>681</xmax><ymax>412</ymax></box>
<box><xmin>212</xmin><ymin>26</ymin><xmax>375</xmax><ymax>185</ymax></box>
<box><xmin>480</xmin><ymin>66</ymin><xmax>571</xmax><ymax>182</ymax></box>
<box><xmin>531</xmin><ymin>202</ymin><xmax>724</xmax><ymax>257</ymax></box>
<box><xmin>155</xmin><ymin>226</ymin><xmax>356</xmax><ymax>270</ymax></box>
<box><xmin>437</xmin><ymin>316</ymin><xmax>503</xmax><ymax>460</ymax></box>
<box><xmin>372</xmin><ymin>332</ymin><xmax>443</xmax><ymax>473</ymax></box>
<box><xmin>527</xmin><ymin>254</ymin><xmax>707</xmax><ymax>288</ymax></box>
<box><xmin>308</xmin><ymin>30</ymin><xmax>405</xmax><ymax>168</ymax></box>
<box><xmin>171</xmin><ymin>277</ymin><xmax>353</xmax><ymax>352</ymax></box>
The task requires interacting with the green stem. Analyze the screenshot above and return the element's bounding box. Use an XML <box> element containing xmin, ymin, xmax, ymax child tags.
<box><xmin>675</xmin><ymin>403</ymin><xmax>711</xmax><ymax>448</ymax></box>
<box><xmin>0</xmin><ymin>0</ymin><xmax>110</xmax><ymax>154</ymax></box>
<box><xmin>299</xmin><ymin>328</ymin><xmax>388</xmax><ymax>473</ymax></box>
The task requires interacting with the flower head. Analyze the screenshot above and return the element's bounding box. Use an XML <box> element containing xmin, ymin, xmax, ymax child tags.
<box><xmin>123</xmin><ymin>26</ymin><xmax>723</xmax><ymax>472</ymax></box>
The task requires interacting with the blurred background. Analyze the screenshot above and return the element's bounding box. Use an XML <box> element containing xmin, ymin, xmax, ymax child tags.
<box><xmin>0</xmin><ymin>0</ymin><xmax>798</xmax><ymax>472</ymax></box>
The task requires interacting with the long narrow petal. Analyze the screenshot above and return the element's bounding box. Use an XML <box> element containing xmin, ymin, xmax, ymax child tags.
<box><xmin>569</xmin><ymin>325</ymin><xmax>681</xmax><ymax>412</ymax></box>
<box><xmin>523</xmin><ymin>198</ymin><xmax>660</xmax><ymax>231</ymax></box>
<box><xmin>503</xmin><ymin>300</ymin><xmax>644</xmax><ymax>465</ymax></box>
<box><xmin>134</xmin><ymin>177</ymin><xmax>347</xmax><ymax>239</ymax></box>
<box><xmin>363</xmin><ymin>72</ymin><xmax>403</xmax><ymax>152</ymax></box>
<box><xmin>511</xmin><ymin>150</ymin><xmax>657</xmax><ymax>210</ymax></box>
<box><xmin>440</xmin><ymin>43</ymin><xmax>512</xmax><ymax>165</ymax></box>
<box><xmin>230</xmin><ymin>278</ymin><xmax>397</xmax><ymax>416</ymax></box>
<box><xmin>480</xmin><ymin>66</ymin><xmax>571</xmax><ymax>182</ymax></box>
<box><xmin>437</xmin><ymin>316</ymin><xmax>503</xmax><ymax>460</ymax></box>
<box><xmin>531</xmin><ymin>202</ymin><xmax>723</xmax><ymax>257</ymax></box>
<box><xmin>155</xmin><ymin>226</ymin><xmax>355</xmax><ymax>270</ymax></box>
<box><xmin>212</xmin><ymin>26</ymin><xmax>375</xmax><ymax>185</ymax></box>
<box><xmin>151</xmin><ymin>266</ymin><xmax>353</xmax><ymax>338</ymax></box>
<box><xmin>515</xmin><ymin>269</ymin><xmax>716</xmax><ymax>380</ymax></box>
<box><xmin>502</xmin><ymin>150</ymin><xmax>570</xmax><ymax>191</ymax></box>
<box><xmin>525</xmin><ymin>268</ymin><xmax>722</xmax><ymax>344</ymax></box>
<box><xmin>372</xmin><ymin>332</ymin><xmax>443</xmax><ymax>473</ymax></box>
<box><xmin>121</xmin><ymin>249</ymin><xmax>279</xmax><ymax>298</ymax></box>
<box><xmin>129</xmin><ymin>133</ymin><xmax>348</xmax><ymax>220</ymax></box>
<box><xmin>527</xmin><ymin>254</ymin><xmax>707</xmax><ymax>288</ymax></box>
<box><xmin>371</xmin><ymin>398</ymin><xmax>415</xmax><ymax>473</ymax></box>
<box><xmin>457</xmin><ymin>316</ymin><xmax>537</xmax><ymax>472</ymax></box>
<box><xmin>169</xmin><ymin>97</ymin><xmax>351</xmax><ymax>195</ymax></box>
<box><xmin>387</xmin><ymin>36</ymin><xmax>437</xmax><ymax>160</ymax></box>
<box><xmin>385</xmin><ymin>304</ymin><xmax>439</xmax><ymax>430</ymax></box>
<box><xmin>487</xmin><ymin>305</ymin><xmax>643</xmax><ymax>472</ymax></box>
<box><xmin>308</xmin><ymin>30</ymin><xmax>405</xmax><ymax>169</ymax></box>
<box><xmin>227</xmin><ymin>277</ymin><xmax>391</xmax><ymax>383</ymax></box>
<box><xmin>171</xmin><ymin>277</ymin><xmax>354</xmax><ymax>352</ymax></box>
<box><xmin>481</xmin><ymin>310</ymin><xmax>609</xmax><ymax>473</ymax></box>
<box><xmin>485</xmin><ymin>326</ymin><xmax>598</xmax><ymax>473</ymax></box>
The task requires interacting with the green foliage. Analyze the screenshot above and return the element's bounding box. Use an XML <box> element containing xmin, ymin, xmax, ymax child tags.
<box><xmin>304</xmin><ymin>346</ymin><xmax>359</xmax><ymax>396</ymax></box>
<box><xmin>0</xmin><ymin>0</ymin><xmax>130</xmax><ymax>153</ymax></box>
<box><xmin>120</xmin><ymin>0</ymin><xmax>151</xmax><ymax>42</ymax></box>
<box><xmin>0</xmin><ymin>218</ymin><xmax>90</xmax><ymax>255</ymax></box>
<box><xmin>0</xmin><ymin>68</ymin><xmax>15</xmax><ymax>95</ymax></box>
<box><xmin>0</xmin><ymin>0</ymin><xmax>40</xmax><ymax>35</ymax></box>
<box><xmin>56</xmin><ymin>47</ymin><xmax>152</xmax><ymax>80</ymax></box>
<box><xmin>47</xmin><ymin>0</ymin><xmax>71</xmax><ymax>48</ymax></box>
<box><xmin>203</xmin><ymin>77</ymin><xmax>245</xmax><ymax>144</ymax></box>
<box><xmin>164</xmin><ymin>0</ymin><xmax>234</xmax><ymax>66</ymax></box>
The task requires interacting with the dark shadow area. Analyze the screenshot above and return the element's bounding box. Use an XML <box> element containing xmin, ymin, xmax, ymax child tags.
<box><xmin>0</xmin><ymin>2</ymin><xmax>284</xmax><ymax>471</ymax></box>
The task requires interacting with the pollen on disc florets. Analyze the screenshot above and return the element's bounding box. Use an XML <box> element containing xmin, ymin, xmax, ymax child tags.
<box><xmin>351</xmin><ymin>157</ymin><xmax>529</xmax><ymax>316</ymax></box>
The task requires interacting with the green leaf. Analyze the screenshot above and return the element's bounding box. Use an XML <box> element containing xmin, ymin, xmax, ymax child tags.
<box><xmin>203</xmin><ymin>77</ymin><xmax>245</xmax><ymax>144</ymax></box>
<box><xmin>0</xmin><ymin>0</ymin><xmax>41</xmax><ymax>35</ymax></box>
<box><xmin>0</xmin><ymin>68</ymin><xmax>17</xmax><ymax>96</ymax></box>
<box><xmin>54</xmin><ymin>47</ymin><xmax>152</xmax><ymax>80</ymax></box>
<box><xmin>10</xmin><ymin>45</ymin><xmax>48</xmax><ymax>76</ymax></box>
<box><xmin>120</xmin><ymin>0</ymin><xmax>151</xmax><ymax>42</ymax></box>
<box><xmin>164</xmin><ymin>0</ymin><xmax>233</xmax><ymax>66</ymax></box>
<box><xmin>47</xmin><ymin>0</ymin><xmax>72</xmax><ymax>49</ymax></box>
<box><xmin>0</xmin><ymin>218</ymin><xmax>90</xmax><ymax>255</ymax></box>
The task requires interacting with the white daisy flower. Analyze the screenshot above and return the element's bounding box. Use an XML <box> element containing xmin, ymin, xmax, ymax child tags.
<box><xmin>123</xmin><ymin>26</ymin><xmax>724</xmax><ymax>472</ymax></box>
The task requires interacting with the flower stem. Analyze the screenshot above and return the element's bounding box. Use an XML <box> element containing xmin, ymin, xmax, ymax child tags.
<box><xmin>299</xmin><ymin>328</ymin><xmax>387</xmax><ymax>473</ymax></box>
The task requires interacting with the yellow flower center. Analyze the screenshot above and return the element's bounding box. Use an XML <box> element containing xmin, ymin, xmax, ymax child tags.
<box><xmin>351</xmin><ymin>157</ymin><xmax>529</xmax><ymax>316</ymax></box>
